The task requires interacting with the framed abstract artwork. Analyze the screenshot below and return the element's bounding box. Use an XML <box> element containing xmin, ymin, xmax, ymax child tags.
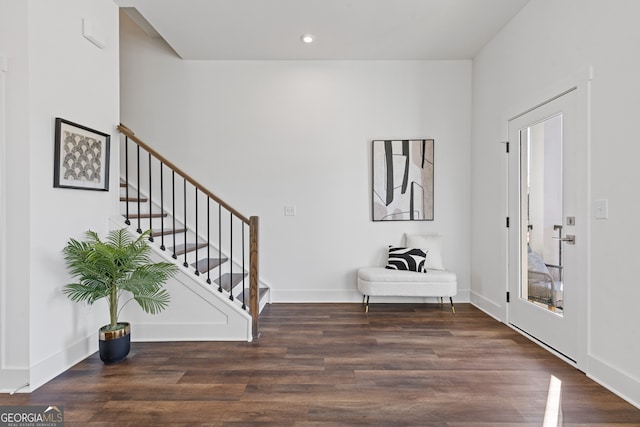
<box><xmin>53</xmin><ymin>118</ymin><xmax>110</xmax><ymax>191</ymax></box>
<box><xmin>372</xmin><ymin>139</ymin><xmax>434</xmax><ymax>221</ymax></box>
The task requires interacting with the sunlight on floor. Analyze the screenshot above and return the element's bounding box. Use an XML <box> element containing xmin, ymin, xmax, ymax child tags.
<box><xmin>543</xmin><ymin>375</ymin><xmax>563</xmax><ymax>426</ymax></box>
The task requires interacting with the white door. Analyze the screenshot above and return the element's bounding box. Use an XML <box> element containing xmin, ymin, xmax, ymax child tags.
<box><xmin>507</xmin><ymin>88</ymin><xmax>586</xmax><ymax>363</ymax></box>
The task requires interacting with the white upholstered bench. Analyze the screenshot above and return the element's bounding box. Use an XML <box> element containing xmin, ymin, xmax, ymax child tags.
<box><xmin>356</xmin><ymin>234</ymin><xmax>457</xmax><ymax>314</ymax></box>
<box><xmin>357</xmin><ymin>267</ymin><xmax>457</xmax><ymax>313</ymax></box>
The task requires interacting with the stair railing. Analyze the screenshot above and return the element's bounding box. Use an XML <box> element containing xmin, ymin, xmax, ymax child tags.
<box><xmin>118</xmin><ymin>124</ymin><xmax>260</xmax><ymax>339</ymax></box>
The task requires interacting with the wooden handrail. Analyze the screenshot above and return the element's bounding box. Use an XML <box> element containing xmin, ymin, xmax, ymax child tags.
<box><xmin>118</xmin><ymin>124</ymin><xmax>250</xmax><ymax>224</ymax></box>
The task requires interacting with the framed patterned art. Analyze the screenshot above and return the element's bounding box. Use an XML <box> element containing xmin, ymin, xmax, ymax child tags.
<box><xmin>53</xmin><ymin>118</ymin><xmax>110</xmax><ymax>191</ymax></box>
<box><xmin>372</xmin><ymin>139</ymin><xmax>434</xmax><ymax>221</ymax></box>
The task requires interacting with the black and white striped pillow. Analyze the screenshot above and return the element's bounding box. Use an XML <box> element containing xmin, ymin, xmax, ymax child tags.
<box><xmin>385</xmin><ymin>246</ymin><xmax>428</xmax><ymax>273</ymax></box>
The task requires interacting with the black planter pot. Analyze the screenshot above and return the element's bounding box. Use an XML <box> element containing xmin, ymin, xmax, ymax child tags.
<box><xmin>99</xmin><ymin>322</ymin><xmax>131</xmax><ymax>364</ymax></box>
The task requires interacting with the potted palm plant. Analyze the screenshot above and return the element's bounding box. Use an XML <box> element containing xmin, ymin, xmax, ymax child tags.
<box><xmin>63</xmin><ymin>228</ymin><xmax>178</xmax><ymax>364</ymax></box>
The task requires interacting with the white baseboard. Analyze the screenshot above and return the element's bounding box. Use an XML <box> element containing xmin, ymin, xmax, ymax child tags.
<box><xmin>587</xmin><ymin>353</ymin><xmax>640</xmax><ymax>410</ymax></box>
<box><xmin>270</xmin><ymin>289</ymin><xmax>361</xmax><ymax>303</ymax></box>
<box><xmin>28</xmin><ymin>333</ymin><xmax>96</xmax><ymax>392</ymax></box>
<box><xmin>0</xmin><ymin>368</ymin><xmax>29</xmax><ymax>394</ymax></box>
<box><xmin>470</xmin><ymin>290</ymin><xmax>504</xmax><ymax>321</ymax></box>
<box><xmin>454</xmin><ymin>290</ymin><xmax>470</xmax><ymax>303</ymax></box>
<box><xmin>271</xmin><ymin>289</ymin><xmax>471</xmax><ymax>303</ymax></box>
<box><xmin>131</xmin><ymin>321</ymin><xmax>251</xmax><ymax>342</ymax></box>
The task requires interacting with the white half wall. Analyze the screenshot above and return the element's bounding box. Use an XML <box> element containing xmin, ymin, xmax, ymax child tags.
<box><xmin>111</xmin><ymin>218</ymin><xmax>253</xmax><ymax>342</ymax></box>
<box><xmin>471</xmin><ymin>0</ymin><xmax>640</xmax><ymax>408</ymax></box>
<box><xmin>120</xmin><ymin>12</ymin><xmax>472</xmax><ymax>304</ymax></box>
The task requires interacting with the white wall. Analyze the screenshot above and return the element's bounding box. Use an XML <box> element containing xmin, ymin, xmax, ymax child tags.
<box><xmin>0</xmin><ymin>0</ymin><xmax>30</xmax><ymax>392</ymax></box>
<box><xmin>471</xmin><ymin>0</ymin><xmax>640</xmax><ymax>407</ymax></box>
<box><xmin>120</xmin><ymin>13</ymin><xmax>472</xmax><ymax>304</ymax></box>
<box><xmin>0</xmin><ymin>58</ymin><xmax>6</xmax><ymax>384</ymax></box>
<box><xmin>0</xmin><ymin>0</ymin><xmax>120</xmax><ymax>392</ymax></box>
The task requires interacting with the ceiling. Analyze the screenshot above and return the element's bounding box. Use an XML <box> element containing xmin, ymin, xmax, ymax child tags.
<box><xmin>115</xmin><ymin>0</ymin><xmax>530</xmax><ymax>60</ymax></box>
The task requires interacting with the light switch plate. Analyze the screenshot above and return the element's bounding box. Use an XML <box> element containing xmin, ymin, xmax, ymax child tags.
<box><xmin>284</xmin><ymin>205</ymin><xmax>296</xmax><ymax>216</ymax></box>
<box><xmin>594</xmin><ymin>199</ymin><xmax>608</xmax><ymax>219</ymax></box>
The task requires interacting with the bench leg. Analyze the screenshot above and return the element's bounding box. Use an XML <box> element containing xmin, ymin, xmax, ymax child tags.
<box><xmin>450</xmin><ymin>297</ymin><xmax>456</xmax><ymax>315</ymax></box>
<box><xmin>365</xmin><ymin>296</ymin><xmax>370</xmax><ymax>313</ymax></box>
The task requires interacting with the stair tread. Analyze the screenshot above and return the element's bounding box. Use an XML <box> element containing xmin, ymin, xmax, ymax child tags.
<box><xmin>151</xmin><ymin>228</ymin><xmax>187</xmax><ymax>237</ymax></box>
<box><xmin>214</xmin><ymin>272</ymin><xmax>248</xmax><ymax>292</ymax></box>
<box><xmin>236</xmin><ymin>287</ymin><xmax>269</xmax><ymax>303</ymax></box>
<box><xmin>171</xmin><ymin>242</ymin><xmax>208</xmax><ymax>255</ymax></box>
<box><xmin>127</xmin><ymin>212</ymin><xmax>168</xmax><ymax>218</ymax></box>
<box><xmin>191</xmin><ymin>257</ymin><xmax>229</xmax><ymax>273</ymax></box>
<box><xmin>120</xmin><ymin>196</ymin><xmax>148</xmax><ymax>202</ymax></box>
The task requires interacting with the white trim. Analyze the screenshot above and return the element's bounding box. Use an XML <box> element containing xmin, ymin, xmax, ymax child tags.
<box><xmin>271</xmin><ymin>289</ymin><xmax>471</xmax><ymax>304</ymax></box>
<box><xmin>470</xmin><ymin>291</ymin><xmax>503</xmax><ymax>321</ymax></box>
<box><xmin>131</xmin><ymin>322</ymin><xmax>251</xmax><ymax>342</ymax></box>
<box><xmin>28</xmin><ymin>333</ymin><xmax>96</xmax><ymax>392</ymax></box>
<box><xmin>0</xmin><ymin>368</ymin><xmax>29</xmax><ymax>394</ymax></box>
<box><xmin>507</xmin><ymin>87</ymin><xmax>577</xmax><ymax>122</ymax></box>
<box><xmin>82</xmin><ymin>18</ymin><xmax>106</xmax><ymax>49</ymax></box>
<box><xmin>587</xmin><ymin>354</ymin><xmax>640</xmax><ymax>410</ymax></box>
<box><xmin>502</xmin><ymin>66</ymin><xmax>593</xmax><ymax>372</ymax></box>
<box><xmin>501</xmin><ymin>66</ymin><xmax>594</xmax><ymax>135</ymax></box>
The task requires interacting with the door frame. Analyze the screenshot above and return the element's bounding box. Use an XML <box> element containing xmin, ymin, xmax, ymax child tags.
<box><xmin>502</xmin><ymin>67</ymin><xmax>593</xmax><ymax>371</ymax></box>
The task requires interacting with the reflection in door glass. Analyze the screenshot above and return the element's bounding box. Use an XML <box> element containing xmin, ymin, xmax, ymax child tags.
<box><xmin>520</xmin><ymin>115</ymin><xmax>564</xmax><ymax>315</ymax></box>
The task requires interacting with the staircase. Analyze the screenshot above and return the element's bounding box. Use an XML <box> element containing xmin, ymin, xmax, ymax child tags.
<box><xmin>117</xmin><ymin>124</ymin><xmax>269</xmax><ymax>340</ymax></box>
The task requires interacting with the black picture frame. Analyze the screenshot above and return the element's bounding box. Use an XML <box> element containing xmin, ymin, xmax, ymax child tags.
<box><xmin>371</xmin><ymin>139</ymin><xmax>434</xmax><ymax>221</ymax></box>
<box><xmin>53</xmin><ymin>118</ymin><xmax>110</xmax><ymax>191</ymax></box>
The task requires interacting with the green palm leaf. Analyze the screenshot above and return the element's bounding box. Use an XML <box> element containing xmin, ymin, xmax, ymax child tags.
<box><xmin>62</xmin><ymin>228</ymin><xmax>178</xmax><ymax>328</ymax></box>
<box><xmin>133</xmin><ymin>287</ymin><xmax>171</xmax><ymax>314</ymax></box>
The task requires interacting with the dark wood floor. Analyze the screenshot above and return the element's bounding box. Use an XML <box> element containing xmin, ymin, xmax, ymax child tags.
<box><xmin>2</xmin><ymin>303</ymin><xmax>640</xmax><ymax>426</ymax></box>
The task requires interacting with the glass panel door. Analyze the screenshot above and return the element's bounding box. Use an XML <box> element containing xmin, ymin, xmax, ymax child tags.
<box><xmin>520</xmin><ymin>115</ymin><xmax>564</xmax><ymax>315</ymax></box>
<box><xmin>507</xmin><ymin>88</ymin><xmax>583</xmax><ymax>363</ymax></box>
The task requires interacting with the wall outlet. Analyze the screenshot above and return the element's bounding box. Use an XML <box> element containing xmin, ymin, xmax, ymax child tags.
<box><xmin>284</xmin><ymin>205</ymin><xmax>296</xmax><ymax>216</ymax></box>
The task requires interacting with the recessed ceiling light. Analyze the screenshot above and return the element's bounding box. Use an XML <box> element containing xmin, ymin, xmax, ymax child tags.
<box><xmin>301</xmin><ymin>33</ymin><xmax>314</xmax><ymax>44</ymax></box>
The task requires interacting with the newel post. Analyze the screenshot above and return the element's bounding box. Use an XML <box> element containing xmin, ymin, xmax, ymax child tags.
<box><xmin>249</xmin><ymin>216</ymin><xmax>260</xmax><ymax>339</ymax></box>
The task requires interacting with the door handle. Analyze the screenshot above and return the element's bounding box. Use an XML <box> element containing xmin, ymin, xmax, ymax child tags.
<box><xmin>553</xmin><ymin>235</ymin><xmax>575</xmax><ymax>244</ymax></box>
